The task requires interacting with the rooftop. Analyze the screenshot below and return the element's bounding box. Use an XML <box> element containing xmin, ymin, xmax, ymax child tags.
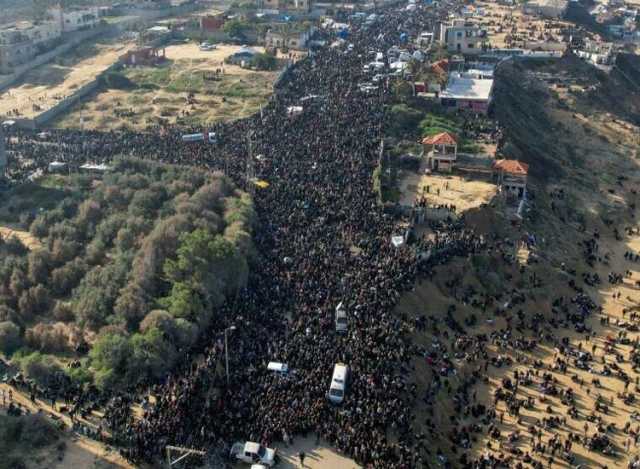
<box><xmin>422</xmin><ymin>132</ymin><xmax>458</xmax><ymax>146</ymax></box>
<box><xmin>440</xmin><ymin>73</ymin><xmax>494</xmax><ymax>101</ymax></box>
<box><xmin>525</xmin><ymin>0</ymin><xmax>568</xmax><ymax>9</ymax></box>
<box><xmin>493</xmin><ymin>159</ymin><xmax>529</xmax><ymax>175</ymax></box>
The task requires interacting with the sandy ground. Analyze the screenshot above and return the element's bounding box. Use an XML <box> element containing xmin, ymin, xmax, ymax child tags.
<box><xmin>466</xmin><ymin>230</ymin><xmax>640</xmax><ymax>468</ymax></box>
<box><xmin>55</xmin><ymin>43</ymin><xmax>281</xmax><ymax>130</ymax></box>
<box><xmin>0</xmin><ymin>383</ymin><xmax>132</xmax><ymax>469</ymax></box>
<box><xmin>399</xmin><ymin>170</ymin><xmax>497</xmax><ymax>211</ymax></box>
<box><xmin>474</xmin><ymin>1</ymin><xmax>570</xmax><ymax>50</ymax></box>
<box><xmin>271</xmin><ymin>436</ymin><xmax>361</xmax><ymax>469</ymax></box>
<box><xmin>0</xmin><ymin>40</ymin><xmax>136</xmax><ymax>119</ymax></box>
<box><xmin>0</xmin><ymin>224</ymin><xmax>42</xmax><ymax>250</ymax></box>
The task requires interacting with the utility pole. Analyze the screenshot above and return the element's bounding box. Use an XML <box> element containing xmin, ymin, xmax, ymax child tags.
<box><xmin>165</xmin><ymin>445</ymin><xmax>206</xmax><ymax>468</ymax></box>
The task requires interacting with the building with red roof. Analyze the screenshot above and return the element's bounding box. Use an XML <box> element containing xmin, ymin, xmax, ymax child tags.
<box><xmin>422</xmin><ymin>132</ymin><xmax>458</xmax><ymax>172</ymax></box>
<box><xmin>493</xmin><ymin>159</ymin><xmax>529</xmax><ymax>198</ymax></box>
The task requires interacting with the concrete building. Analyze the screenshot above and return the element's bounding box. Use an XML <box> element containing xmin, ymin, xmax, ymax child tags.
<box><xmin>523</xmin><ymin>0</ymin><xmax>568</xmax><ymax>19</ymax></box>
<box><xmin>261</xmin><ymin>0</ymin><xmax>311</xmax><ymax>13</ymax></box>
<box><xmin>439</xmin><ymin>72</ymin><xmax>494</xmax><ymax>114</ymax></box>
<box><xmin>0</xmin><ymin>21</ymin><xmax>62</xmax><ymax>74</ymax></box>
<box><xmin>265</xmin><ymin>25</ymin><xmax>315</xmax><ymax>50</ymax></box>
<box><xmin>227</xmin><ymin>46</ymin><xmax>258</xmax><ymax>65</ymax></box>
<box><xmin>200</xmin><ymin>13</ymin><xmax>226</xmax><ymax>33</ymax></box>
<box><xmin>422</xmin><ymin>132</ymin><xmax>458</xmax><ymax>172</ymax></box>
<box><xmin>439</xmin><ymin>19</ymin><xmax>488</xmax><ymax>55</ymax></box>
<box><xmin>47</xmin><ymin>7</ymin><xmax>101</xmax><ymax>33</ymax></box>
<box><xmin>493</xmin><ymin>159</ymin><xmax>529</xmax><ymax>198</ymax></box>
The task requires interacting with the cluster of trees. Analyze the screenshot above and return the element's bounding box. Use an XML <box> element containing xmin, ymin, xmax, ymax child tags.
<box><xmin>0</xmin><ymin>158</ymin><xmax>254</xmax><ymax>390</ymax></box>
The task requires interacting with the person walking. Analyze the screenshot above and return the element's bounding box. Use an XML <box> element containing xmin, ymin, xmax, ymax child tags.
<box><xmin>299</xmin><ymin>450</ymin><xmax>306</xmax><ymax>467</ymax></box>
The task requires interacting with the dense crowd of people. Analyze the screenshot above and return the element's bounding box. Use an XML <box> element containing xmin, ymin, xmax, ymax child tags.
<box><xmin>2</xmin><ymin>5</ymin><xmax>461</xmax><ymax>468</ymax></box>
<box><xmin>3</xmin><ymin>1</ymin><xmax>640</xmax><ymax>469</ymax></box>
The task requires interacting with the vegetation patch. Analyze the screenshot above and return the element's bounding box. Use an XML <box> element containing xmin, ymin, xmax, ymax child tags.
<box><xmin>0</xmin><ymin>159</ymin><xmax>254</xmax><ymax>391</ymax></box>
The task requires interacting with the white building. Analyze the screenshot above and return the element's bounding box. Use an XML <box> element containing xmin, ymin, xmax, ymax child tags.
<box><xmin>523</xmin><ymin>0</ymin><xmax>568</xmax><ymax>19</ymax></box>
<box><xmin>439</xmin><ymin>72</ymin><xmax>494</xmax><ymax>114</ymax></box>
<box><xmin>48</xmin><ymin>7</ymin><xmax>101</xmax><ymax>33</ymax></box>
<box><xmin>265</xmin><ymin>25</ymin><xmax>315</xmax><ymax>50</ymax></box>
<box><xmin>439</xmin><ymin>19</ymin><xmax>488</xmax><ymax>55</ymax></box>
<box><xmin>0</xmin><ymin>21</ymin><xmax>62</xmax><ymax>73</ymax></box>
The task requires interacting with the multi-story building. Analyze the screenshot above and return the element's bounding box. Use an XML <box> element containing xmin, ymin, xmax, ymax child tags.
<box><xmin>261</xmin><ymin>0</ymin><xmax>311</xmax><ymax>13</ymax></box>
<box><xmin>265</xmin><ymin>24</ymin><xmax>315</xmax><ymax>50</ymax></box>
<box><xmin>439</xmin><ymin>19</ymin><xmax>488</xmax><ymax>55</ymax></box>
<box><xmin>523</xmin><ymin>0</ymin><xmax>568</xmax><ymax>18</ymax></box>
<box><xmin>47</xmin><ymin>7</ymin><xmax>101</xmax><ymax>33</ymax></box>
<box><xmin>0</xmin><ymin>21</ymin><xmax>62</xmax><ymax>74</ymax></box>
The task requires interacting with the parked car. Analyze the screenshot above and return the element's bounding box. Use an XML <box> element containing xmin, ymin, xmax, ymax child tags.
<box><xmin>199</xmin><ymin>42</ymin><xmax>216</xmax><ymax>51</ymax></box>
<box><xmin>230</xmin><ymin>442</ymin><xmax>277</xmax><ymax>467</ymax></box>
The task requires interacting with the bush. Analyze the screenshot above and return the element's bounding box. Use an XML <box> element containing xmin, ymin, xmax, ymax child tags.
<box><xmin>0</xmin><ymin>321</ymin><xmax>21</xmax><ymax>355</ymax></box>
<box><xmin>388</xmin><ymin>104</ymin><xmax>422</xmax><ymax>137</ymax></box>
<box><xmin>25</xmin><ymin>323</ymin><xmax>73</xmax><ymax>353</ymax></box>
<box><xmin>102</xmin><ymin>71</ymin><xmax>136</xmax><ymax>90</ymax></box>
<box><xmin>251</xmin><ymin>52</ymin><xmax>278</xmax><ymax>71</ymax></box>
<box><xmin>16</xmin><ymin>352</ymin><xmax>63</xmax><ymax>388</ymax></box>
<box><xmin>0</xmin><ymin>413</ymin><xmax>60</xmax><ymax>454</ymax></box>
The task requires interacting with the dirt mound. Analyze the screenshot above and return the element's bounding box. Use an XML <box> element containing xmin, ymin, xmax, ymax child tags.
<box><xmin>493</xmin><ymin>63</ymin><xmax>565</xmax><ymax>182</ymax></box>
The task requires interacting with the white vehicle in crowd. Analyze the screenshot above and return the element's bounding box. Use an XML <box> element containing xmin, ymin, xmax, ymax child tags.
<box><xmin>230</xmin><ymin>442</ymin><xmax>277</xmax><ymax>467</ymax></box>
<box><xmin>370</xmin><ymin>61</ymin><xmax>385</xmax><ymax>72</ymax></box>
<box><xmin>267</xmin><ymin>361</ymin><xmax>290</xmax><ymax>377</ymax></box>
<box><xmin>327</xmin><ymin>363</ymin><xmax>349</xmax><ymax>404</ymax></box>
<box><xmin>335</xmin><ymin>302</ymin><xmax>348</xmax><ymax>333</ymax></box>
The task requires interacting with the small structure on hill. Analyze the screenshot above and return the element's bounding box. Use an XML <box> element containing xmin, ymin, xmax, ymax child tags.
<box><xmin>265</xmin><ymin>24</ymin><xmax>316</xmax><ymax>50</ymax></box>
<box><xmin>120</xmin><ymin>47</ymin><xmax>166</xmax><ymax>66</ymax></box>
<box><xmin>227</xmin><ymin>47</ymin><xmax>258</xmax><ymax>66</ymax></box>
<box><xmin>200</xmin><ymin>13</ymin><xmax>226</xmax><ymax>33</ymax></box>
<box><xmin>523</xmin><ymin>0</ymin><xmax>568</xmax><ymax>18</ymax></box>
<box><xmin>422</xmin><ymin>132</ymin><xmax>458</xmax><ymax>172</ymax></box>
<box><xmin>493</xmin><ymin>159</ymin><xmax>529</xmax><ymax>199</ymax></box>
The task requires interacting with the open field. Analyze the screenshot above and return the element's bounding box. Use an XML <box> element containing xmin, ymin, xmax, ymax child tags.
<box><xmin>399</xmin><ymin>168</ymin><xmax>498</xmax><ymax>211</ymax></box>
<box><xmin>0</xmin><ymin>39</ymin><xmax>136</xmax><ymax>120</ymax></box>
<box><xmin>54</xmin><ymin>43</ymin><xmax>279</xmax><ymax>130</ymax></box>
<box><xmin>474</xmin><ymin>1</ymin><xmax>570</xmax><ymax>50</ymax></box>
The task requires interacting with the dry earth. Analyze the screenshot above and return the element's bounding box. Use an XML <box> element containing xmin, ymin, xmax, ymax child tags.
<box><xmin>0</xmin><ymin>39</ymin><xmax>136</xmax><ymax>119</ymax></box>
<box><xmin>54</xmin><ymin>43</ymin><xmax>280</xmax><ymax>130</ymax></box>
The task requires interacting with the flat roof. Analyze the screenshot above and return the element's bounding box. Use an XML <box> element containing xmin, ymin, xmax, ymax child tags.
<box><xmin>526</xmin><ymin>0</ymin><xmax>568</xmax><ymax>9</ymax></box>
<box><xmin>440</xmin><ymin>73</ymin><xmax>493</xmax><ymax>101</ymax></box>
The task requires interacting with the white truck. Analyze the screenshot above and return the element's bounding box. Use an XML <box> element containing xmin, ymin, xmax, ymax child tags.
<box><xmin>230</xmin><ymin>442</ymin><xmax>277</xmax><ymax>467</ymax></box>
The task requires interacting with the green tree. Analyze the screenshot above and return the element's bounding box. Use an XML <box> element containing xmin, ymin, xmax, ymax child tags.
<box><xmin>251</xmin><ymin>52</ymin><xmax>278</xmax><ymax>71</ymax></box>
<box><xmin>89</xmin><ymin>332</ymin><xmax>133</xmax><ymax>389</ymax></box>
<box><xmin>223</xmin><ymin>19</ymin><xmax>247</xmax><ymax>37</ymax></box>
<box><xmin>0</xmin><ymin>321</ymin><xmax>22</xmax><ymax>355</ymax></box>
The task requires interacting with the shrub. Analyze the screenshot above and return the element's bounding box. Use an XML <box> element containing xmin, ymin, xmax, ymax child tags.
<box><xmin>25</xmin><ymin>323</ymin><xmax>73</xmax><ymax>353</ymax></box>
<box><xmin>16</xmin><ymin>352</ymin><xmax>63</xmax><ymax>388</ymax></box>
<box><xmin>0</xmin><ymin>321</ymin><xmax>21</xmax><ymax>355</ymax></box>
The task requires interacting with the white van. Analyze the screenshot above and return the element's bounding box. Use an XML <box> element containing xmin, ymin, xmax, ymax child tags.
<box><xmin>328</xmin><ymin>363</ymin><xmax>349</xmax><ymax>404</ymax></box>
<box><xmin>335</xmin><ymin>302</ymin><xmax>348</xmax><ymax>333</ymax></box>
<box><xmin>267</xmin><ymin>361</ymin><xmax>289</xmax><ymax>376</ymax></box>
